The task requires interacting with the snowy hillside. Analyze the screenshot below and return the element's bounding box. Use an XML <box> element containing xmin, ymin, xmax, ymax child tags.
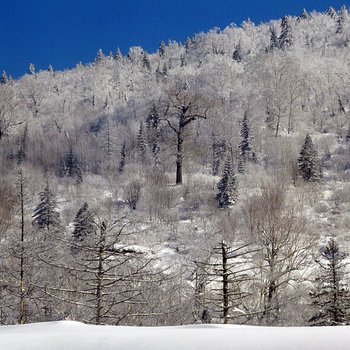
<box><xmin>2</xmin><ymin>321</ymin><xmax>350</xmax><ymax>350</ymax></box>
<box><xmin>2</xmin><ymin>5</ymin><xmax>350</xmax><ymax>328</ymax></box>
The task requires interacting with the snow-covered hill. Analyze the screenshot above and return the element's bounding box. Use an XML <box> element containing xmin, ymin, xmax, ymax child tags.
<box><xmin>1</xmin><ymin>321</ymin><xmax>350</xmax><ymax>350</ymax></box>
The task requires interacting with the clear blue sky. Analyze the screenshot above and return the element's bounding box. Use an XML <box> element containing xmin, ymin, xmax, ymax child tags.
<box><xmin>0</xmin><ymin>0</ymin><xmax>347</xmax><ymax>78</ymax></box>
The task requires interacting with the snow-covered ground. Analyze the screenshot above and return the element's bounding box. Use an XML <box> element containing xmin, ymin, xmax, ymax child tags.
<box><xmin>1</xmin><ymin>321</ymin><xmax>350</xmax><ymax>350</ymax></box>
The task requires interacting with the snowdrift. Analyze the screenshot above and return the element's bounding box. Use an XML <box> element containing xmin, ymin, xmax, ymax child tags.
<box><xmin>1</xmin><ymin>321</ymin><xmax>350</xmax><ymax>350</ymax></box>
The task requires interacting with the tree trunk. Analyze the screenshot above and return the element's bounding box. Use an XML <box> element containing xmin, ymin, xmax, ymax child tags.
<box><xmin>96</xmin><ymin>222</ymin><xmax>106</xmax><ymax>324</ymax></box>
<box><xmin>222</xmin><ymin>241</ymin><xmax>229</xmax><ymax>324</ymax></box>
<box><xmin>176</xmin><ymin>129</ymin><xmax>184</xmax><ymax>185</ymax></box>
<box><xmin>19</xmin><ymin>173</ymin><xmax>25</xmax><ymax>324</ymax></box>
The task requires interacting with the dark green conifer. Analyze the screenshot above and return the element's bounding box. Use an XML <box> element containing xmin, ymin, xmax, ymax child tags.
<box><xmin>298</xmin><ymin>134</ymin><xmax>322</xmax><ymax>182</ymax></box>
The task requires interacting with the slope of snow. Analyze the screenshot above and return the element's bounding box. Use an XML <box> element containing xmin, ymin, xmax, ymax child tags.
<box><xmin>1</xmin><ymin>321</ymin><xmax>350</xmax><ymax>350</ymax></box>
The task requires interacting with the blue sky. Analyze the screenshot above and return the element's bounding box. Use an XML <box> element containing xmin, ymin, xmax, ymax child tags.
<box><xmin>0</xmin><ymin>1</ymin><xmax>347</xmax><ymax>78</ymax></box>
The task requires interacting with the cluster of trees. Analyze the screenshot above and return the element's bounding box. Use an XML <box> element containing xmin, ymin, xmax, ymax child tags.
<box><xmin>1</xmin><ymin>6</ymin><xmax>350</xmax><ymax>326</ymax></box>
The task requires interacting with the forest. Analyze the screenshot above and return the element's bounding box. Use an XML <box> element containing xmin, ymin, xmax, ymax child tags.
<box><xmin>1</xmin><ymin>5</ymin><xmax>350</xmax><ymax>327</ymax></box>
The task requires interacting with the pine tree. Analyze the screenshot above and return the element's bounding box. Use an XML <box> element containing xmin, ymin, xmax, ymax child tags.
<box><xmin>279</xmin><ymin>16</ymin><xmax>294</xmax><ymax>49</ymax></box>
<box><xmin>72</xmin><ymin>202</ymin><xmax>95</xmax><ymax>241</ymax></box>
<box><xmin>95</xmin><ymin>49</ymin><xmax>104</xmax><ymax>63</ymax></box>
<box><xmin>185</xmin><ymin>37</ymin><xmax>191</xmax><ymax>53</ymax></box>
<box><xmin>64</xmin><ymin>144</ymin><xmax>80</xmax><ymax>178</ymax></box>
<box><xmin>158</xmin><ymin>41</ymin><xmax>166</xmax><ymax>57</ymax></box>
<box><xmin>32</xmin><ymin>183</ymin><xmax>60</xmax><ymax>231</ymax></box>
<box><xmin>28</xmin><ymin>63</ymin><xmax>35</xmax><ymax>75</ymax></box>
<box><xmin>216</xmin><ymin>157</ymin><xmax>238</xmax><ymax>208</ymax></box>
<box><xmin>268</xmin><ymin>26</ymin><xmax>279</xmax><ymax>51</ymax></box>
<box><xmin>232</xmin><ymin>42</ymin><xmax>242</xmax><ymax>62</ymax></box>
<box><xmin>239</xmin><ymin>111</ymin><xmax>256</xmax><ymax>164</ymax></box>
<box><xmin>142</xmin><ymin>52</ymin><xmax>151</xmax><ymax>71</ymax></box>
<box><xmin>48</xmin><ymin>65</ymin><xmax>54</xmax><ymax>74</ymax></box>
<box><xmin>146</xmin><ymin>104</ymin><xmax>160</xmax><ymax>163</ymax></box>
<box><xmin>114</xmin><ymin>47</ymin><xmax>123</xmax><ymax>62</ymax></box>
<box><xmin>17</xmin><ymin>123</ymin><xmax>28</xmax><ymax>165</ymax></box>
<box><xmin>118</xmin><ymin>142</ymin><xmax>126</xmax><ymax>173</ymax></box>
<box><xmin>137</xmin><ymin>122</ymin><xmax>147</xmax><ymax>162</ymax></box>
<box><xmin>346</xmin><ymin>124</ymin><xmax>350</xmax><ymax>143</ymax></box>
<box><xmin>298</xmin><ymin>8</ymin><xmax>310</xmax><ymax>21</ymax></box>
<box><xmin>336</xmin><ymin>5</ymin><xmax>348</xmax><ymax>34</ymax></box>
<box><xmin>309</xmin><ymin>238</ymin><xmax>350</xmax><ymax>326</ymax></box>
<box><xmin>298</xmin><ymin>134</ymin><xmax>322</xmax><ymax>182</ymax></box>
<box><xmin>1</xmin><ymin>71</ymin><xmax>9</xmax><ymax>84</ymax></box>
<box><xmin>212</xmin><ymin>139</ymin><xmax>226</xmax><ymax>176</ymax></box>
<box><xmin>326</xmin><ymin>6</ymin><xmax>337</xmax><ymax>19</ymax></box>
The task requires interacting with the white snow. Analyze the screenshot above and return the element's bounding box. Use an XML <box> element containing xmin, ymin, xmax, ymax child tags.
<box><xmin>1</xmin><ymin>321</ymin><xmax>350</xmax><ymax>350</ymax></box>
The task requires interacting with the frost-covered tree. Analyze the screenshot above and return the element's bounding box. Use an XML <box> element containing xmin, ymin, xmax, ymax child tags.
<box><xmin>232</xmin><ymin>42</ymin><xmax>242</xmax><ymax>62</ymax></box>
<box><xmin>216</xmin><ymin>157</ymin><xmax>238</xmax><ymax>208</ymax></box>
<box><xmin>32</xmin><ymin>183</ymin><xmax>60</xmax><ymax>231</ymax></box>
<box><xmin>298</xmin><ymin>8</ymin><xmax>309</xmax><ymax>21</ymax></box>
<box><xmin>146</xmin><ymin>104</ymin><xmax>160</xmax><ymax>163</ymax></box>
<box><xmin>185</xmin><ymin>37</ymin><xmax>192</xmax><ymax>52</ymax></box>
<box><xmin>95</xmin><ymin>49</ymin><xmax>104</xmax><ymax>63</ymax></box>
<box><xmin>298</xmin><ymin>134</ymin><xmax>322</xmax><ymax>182</ymax></box>
<box><xmin>142</xmin><ymin>52</ymin><xmax>151</xmax><ymax>71</ymax></box>
<box><xmin>114</xmin><ymin>47</ymin><xmax>123</xmax><ymax>62</ymax></box>
<box><xmin>1</xmin><ymin>71</ymin><xmax>9</xmax><ymax>85</ymax></box>
<box><xmin>309</xmin><ymin>238</ymin><xmax>350</xmax><ymax>326</ymax></box>
<box><xmin>118</xmin><ymin>142</ymin><xmax>126</xmax><ymax>173</ymax></box>
<box><xmin>346</xmin><ymin>124</ymin><xmax>350</xmax><ymax>143</ymax></box>
<box><xmin>239</xmin><ymin>111</ymin><xmax>256</xmax><ymax>165</ymax></box>
<box><xmin>28</xmin><ymin>63</ymin><xmax>35</xmax><ymax>75</ymax></box>
<box><xmin>326</xmin><ymin>6</ymin><xmax>337</xmax><ymax>19</ymax></box>
<box><xmin>160</xmin><ymin>84</ymin><xmax>209</xmax><ymax>185</ymax></box>
<box><xmin>279</xmin><ymin>16</ymin><xmax>293</xmax><ymax>49</ymax></box>
<box><xmin>16</xmin><ymin>123</ymin><xmax>28</xmax><ymax>165</ymax></box>
<box><xmin>336</xmin><ymin>5</ymin><xmax>348</xmax><ymax>34</ymax></box>
<box><xmin>137</xmin><ymin>122</ymin><xmax>147</xmax><ymax>162</ymax></box>
<box><xmin>158</xmin><ymin>41</ymin><xmax>166</xmax><ymax>57</ymax></box>
<box><xmin>72</xmin><ymin>202</ymin><xmax>95</xmax><ymax>241</ymax></box>
<box><xmin>63</xmin><ymin>144</ymin><xmax>82</xmax><ymax>183</ymax></box>
<box><xmin>194</xmin><ymin>241</ymin><xmax>254</xmax><ymax>324</ymax></box>
<box><xmin>212</xmin><ymin>139</ymin><xmax>226</xmax><ymax>176</ymax></box>
<box><xmin>268</xmin><ymin>26</ymin><xmax>279</xmax><ymax>51</ymax></box>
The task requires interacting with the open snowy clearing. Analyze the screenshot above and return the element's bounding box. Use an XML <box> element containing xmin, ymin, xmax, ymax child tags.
<box><xmin>1</xmin><ymin>321</ymin><xmax>349</xmax><ymax>350</ymax></box>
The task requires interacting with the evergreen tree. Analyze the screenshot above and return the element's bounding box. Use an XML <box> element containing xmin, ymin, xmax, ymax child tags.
<box><xmin>268</xmin><ymin>26</ymin><xmax>279</xmax><ymax>51</ymax></box>
<box><xmin>118</xmin><ymin>142</ymin><xmax>126</xmax><ymax>173</ymax></box>
<box><xmin>346</xmin><ymin>124</ymin><xmax>350</xmax><ymax>143</ymax></box>
<box><xmin>185</xmin><ymin>37</ymin><xmax>191</xmax><ymax>53</ymax></box>
<box><xmin>298</xmin><ymin>134</ymin><xmax>322</xmax><ymax>182</ymax></box>
<box><xmin>1</xmin><ymin>71</ymin><xmax>9</xmax><ymax>84</ymax></box>
<box><xmin>298</xmin><ymin>8</ymin><xmax>310</xmax><ymax>21</ymax></box>
<box><xmin>232</xmin><ymin>42</ymin><xmax>242</xmax><ymax>62</ymax></box>
<box><xmin>32</xmin><ymin>183</ymin><xmax>60</xmax><ymax>231</ymax></box>
<box><xmin>142</xmin><ymin>52</ymin><xmax>151</xmax><ymax>71</ymax></box>
<box><xmin>146</xmin><ymin>104</ymin><xmax>160</xmax><ymax>163</ymax></box>
<box><xmin>72</xmin><ymin>202</ymin><xmax>95</xmax><ymax>241</ymax></box>
<box><xmin>28</xmin><ymin>63</ymin><xmax>35</xmax><ymax>75</ymax></box>
<box><xmin>137</xmin><ymin>122</ymin><xmax>147</xmax><ymax>162</ymax></box>
<box><xmin>158</xmin><ymin>41</ymin><xmax>166</xmax><ymax>57</ymax></box>
<box><xmin>64</xmin><ymin>144</ymin><xmax>81</xmax><ymax>179</ymax></box>
<box><xmin>212</xmin><ymin>139</ymin><xmax>226</xmax><ymax>176</ymax></box>
<box><xmin>17</xmin><ymin>123</ymin><xmax>28</xmax><ymax>165</ymax></box>
<box><xmin>279</xmin><ymin>16</ymin><xmax>294</xmax><ymax>49</ymax></box>
<box><xmin>114</xmin><ymin>47</ymin><xmax>123</xmax><ymax>62</ymax></box>
<box><xmin>239</xmin><ymin>111</ymin><xmax>256</xmax><ymax>164</ymax></box>
<box><xmin>309</xmin><ymin>238</ymin><xmax>350</xmax><ymax>326</ymax></box>
<box><xmin>95</xmin><ymin>49</ymin><xmax>104</xmax><ymax>63</ymax></box>
<box><xmin>48</xmin><ymin>65</ymin><xmax>54</xmax><ymax>74</ymax></box>
<box><xmin>216</xmin><ymin>157</ymin><xmax>238</xmax><ymax>208</ymax></box>
<box><xmin>337</xmin><ymin>5</ymin><xmax>348</xmax><ymax>34</ymax></box>
<box><xmin>326</xmin><ymin>6</ymin><xmax>337</xmax><ymax>19</ymax></box>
